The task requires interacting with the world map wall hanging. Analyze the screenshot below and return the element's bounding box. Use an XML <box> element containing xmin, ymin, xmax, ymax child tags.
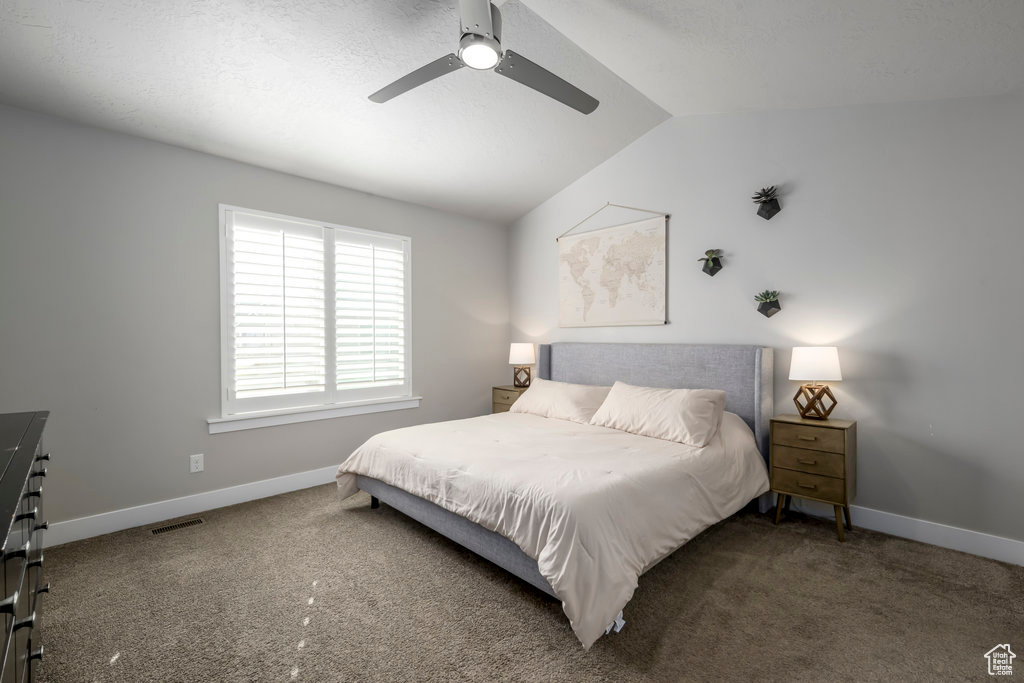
<box><xmin>557</xmin><ymin>214</ymin><xmax>667</xmax><ymax>328</ymax></box>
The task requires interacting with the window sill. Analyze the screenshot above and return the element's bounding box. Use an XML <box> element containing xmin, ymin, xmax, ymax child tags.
<box><xmin>207</xmin><ymin>396</ymin><xmax>422</xmax><ymax>434</ymax></box>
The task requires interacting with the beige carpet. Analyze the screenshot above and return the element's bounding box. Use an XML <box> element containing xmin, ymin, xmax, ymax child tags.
<box><xmin>38</xmin><ymin>484</ymin><xmax>1022</xmax><ymax>682</ymax></box>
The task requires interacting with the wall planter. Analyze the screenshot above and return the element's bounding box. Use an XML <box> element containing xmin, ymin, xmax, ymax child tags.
<box><xmin>755</xmin><ymin>290</ymin><xmax>781</xmax><ymax>317</ymax></box>
<box><xmin>697</xmin><ymin>249</ymin><xmax>723</xmax><ymax>276</ymax></box>
<box><xmin>752</xmin><ymin>186</ymin><xmax>781</xmax><ymax>220</ymax></box>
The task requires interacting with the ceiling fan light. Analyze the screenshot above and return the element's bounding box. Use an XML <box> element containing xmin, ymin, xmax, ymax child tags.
<box><xmin>458</xmin><ymin>35</ymin><xmax>500</xmax><ymax>70</ymax></box>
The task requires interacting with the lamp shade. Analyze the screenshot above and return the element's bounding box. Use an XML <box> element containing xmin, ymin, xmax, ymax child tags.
<box><xmin>508</xmin><ymin>343</ymin><xmax>536</xmax><ymax>366</ymax></box>
<box><xmin>789</xmin><ymin>346</ymin><xmax>842</xmax><ymax>382</ymax></box>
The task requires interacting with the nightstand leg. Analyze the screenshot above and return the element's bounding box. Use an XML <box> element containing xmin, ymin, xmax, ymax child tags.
<box><xmin>833</xmin><ymin>506</ymin><xmax>846</xmax><ymax>542</ymax></box>
<box><xmin>784</xmin><ymin>495</ymin><xmax>792</xmax><ymax>513</ymax></box>
<box><xmin>843</xmin><ymin>505</ymin><xmax>852</xmax><ymax>531</ymax></box>
<box><xmin>774</xmin><ymin>494</ymin><xmax>787</xmax><ymax>524</ymax></box>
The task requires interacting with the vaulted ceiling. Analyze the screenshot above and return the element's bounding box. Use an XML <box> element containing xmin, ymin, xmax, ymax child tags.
<box><xmin>1</xmin><ymin>1</ymin><xmax>1022</xmax><ymax>224</ymax></box>
<box><xmin>525</xmin><ymin>0</ymin><xmax>1024</xmax><ymax>116</ymax></box>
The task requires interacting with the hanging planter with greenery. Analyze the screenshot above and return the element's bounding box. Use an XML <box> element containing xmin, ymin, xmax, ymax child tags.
<box><xmin>752</xmin><ymin>186</ymin><xmax>781</xmax><ymax>220</ymax></box>
<box><xmin>697</xmin><ymin>249</ymin><xmax>724</xmax><ymax>276</ymax></box>
<box><xmin>755</xmin><ymin>290</ymin><xmax>782</xmax><ymax>317</ymax></box>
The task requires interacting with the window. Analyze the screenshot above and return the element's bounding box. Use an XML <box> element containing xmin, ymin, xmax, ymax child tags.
<box><xmin>218</xmin><ymin>205</ymin><xmax>412</xmax><ymax>420</ymax></box>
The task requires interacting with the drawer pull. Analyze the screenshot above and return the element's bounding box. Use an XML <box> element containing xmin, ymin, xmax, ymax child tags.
<box><xmin>15</xmin><ymin>507</ymin><xmax>39</xmax><ymax>523</ymax></box>
<box><xmin>26</xmin><ymin>486</ymin><xmax>43</xmax><ymax>499</ymax></box>
<box><xmin>32</xmin><ymin>466</ymin><xmax>47</xmax><ymax>478</ymax></box>
<box><xmin>35</xmin><ymin>521</ymin><xmax>49</xmax><ymax>533</ymax></box>
<box><xmin>797</xmin><ymin>458</ymin><xmax>818</xmax><ymax>465</ymax></box>
<box><xmin>36</xmin><ymin>452</ymin><xmax>51</xmax><ymax>463</ymax></box>
<box><xmin>14</xmin><ymin>611</ymin><xmax>35</xmax><ymax>631</ymax></box>
<box><xmin>28</xmin><ymin>552</ymin><xmax>44</xmax><ymax>569</ymax></box>
<box><xmin>796</xmin><ymin>435</ymin><xmax>817</xmax><ymax>441</ymax></box>
<box><xmin>797</xmin><ymin>483</ymin><xmax>818</xmax><ymax>490</ymax></box>
<box><xmin>0</xmin><ymin>592</ymin><xmax>18</xmax><ymax>614</ymax></box>
<box><xmin>36</xmin><ymin>583</ymin><xmax>50</xmax><ymax>596</ymax></box>
<box><xmin>30</xmin><ymin>646</ymin><xmax>43</xmax><ymax>662</ymax></box>
<box><xmin>4</xmin><ymin>541</ymin><xmax>30</xmax><ymax>562</ymax></box>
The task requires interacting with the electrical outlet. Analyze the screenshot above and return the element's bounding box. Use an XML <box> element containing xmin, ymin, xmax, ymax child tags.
<box><xmin>189</xmin><ymin>453</ymin><xmax>204</xmax><ymax>473</ymax></box>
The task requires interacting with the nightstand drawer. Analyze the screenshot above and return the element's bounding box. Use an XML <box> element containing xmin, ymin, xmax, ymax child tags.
<box><xmin>492</xmin><ymin>402</ymin><xmax>512</xmax><ymax>413</ymax></box>
<box><xmin>492</xmin><ymin>388</ymin><xmax>521</xmax><ymax>406</ymax></box>
<box><xmin>772</xmin><ymin>445</ymin><xmax>844</xmax><ymax>478</ymax></box>
<box><xmin>772</xmin><ymin>468</ymin><xmax>846</xmax><ymax>504</ymax></box>
<box><xmin>772</xmin><ymin>422</ymin><xmax>845</xmax><ymax>453</ymax></box>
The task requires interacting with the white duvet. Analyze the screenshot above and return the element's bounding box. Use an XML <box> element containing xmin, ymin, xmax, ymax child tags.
<box><xmin>335</xmin><ymin>411</ymin><xmax>768</xmax><ymax>648</ymax></box>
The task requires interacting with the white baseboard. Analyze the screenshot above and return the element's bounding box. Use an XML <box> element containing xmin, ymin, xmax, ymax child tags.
<box><xmin>46</xmin><ymin>465</ymin><xmax>339</xmax><ymax>547</ymax></box>
<box><xmin>787</xmin><ymin>497</ymin><xmax>1024</xmax><ymax>567</ymax></box>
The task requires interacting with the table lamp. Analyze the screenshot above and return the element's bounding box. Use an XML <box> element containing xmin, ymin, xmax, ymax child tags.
<box><xmin>789</xmin><ymin>346</ymin><xmax>842</xmax><ymax>419</ymax></box>
<box><xmin>509</xmin><ymin>343</ymin><xmax>536</xmax><ymax>388</ymax></box>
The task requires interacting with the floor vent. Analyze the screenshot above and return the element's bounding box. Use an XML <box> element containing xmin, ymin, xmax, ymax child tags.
<box><xmin>150</xmin><ymin>518</ymin><xmax>204</xmax><ymax>535</ymax></box>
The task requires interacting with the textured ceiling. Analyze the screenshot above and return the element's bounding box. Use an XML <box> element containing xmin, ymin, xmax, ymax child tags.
<box><xmin>0</xmin><ymin>0</ymin><xmax>668</xmax><ymax>223</ymax></box>
<box><xmin>1</xmin><ymin>2</ymin><xmax>1022</xmax><ymax>223</ymax></box>
<box><xmin>522</xmin><ymin>0</ymin><xmax>1024</xmax><ymax>116</ymax></box>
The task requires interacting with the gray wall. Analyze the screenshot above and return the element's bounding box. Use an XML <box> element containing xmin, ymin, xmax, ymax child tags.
<box><xmin>508</xmin><ymin>89</ymin><xmax>1024</xmax><ymax>542</ymax></box>
<box><xmin>0</xmin><ymin>104</ymin><xmax>510</xmax><ymax>523</ymax></box>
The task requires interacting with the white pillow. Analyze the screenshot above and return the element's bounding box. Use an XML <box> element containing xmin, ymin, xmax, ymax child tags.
<box><xmin>508</xmin><ymin>378</ymin><xmax>612</xmax><ymax>424</ymax></box>
<box><xmin>589</xmin><ymin>381</ymin><xmax>726</xmax><ymax>447</ymax></box>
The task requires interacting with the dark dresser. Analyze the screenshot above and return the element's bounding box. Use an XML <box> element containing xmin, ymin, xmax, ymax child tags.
<box><xmin>1</xmin><ymin>412</ymin><xmax>49</xmax><ymax>682</ymax></box>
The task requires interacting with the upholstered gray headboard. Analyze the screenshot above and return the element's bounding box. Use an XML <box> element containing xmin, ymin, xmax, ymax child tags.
<box><xmin>537</xmin><ymin>343</ymin><xmax>774</xmax><ymax>459</ymax></box>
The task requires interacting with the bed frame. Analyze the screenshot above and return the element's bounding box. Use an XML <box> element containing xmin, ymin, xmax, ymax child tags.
<box><xmin>357</xmin><ymin>342</ymin><xmax>774</xmax><ymax>598</ymax></box>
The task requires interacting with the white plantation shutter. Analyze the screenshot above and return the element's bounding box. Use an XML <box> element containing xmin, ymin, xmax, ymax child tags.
<box><xmin>221</xmin><ymin>206</ymin><xmax>411</xmax><ymax>416</ymax></box>
<box><xmin>371</xmin><ymin>242</ymin><xmax>406</xmax><ymax>383</ymax></box>
<box><xmin>335</xmin><ymin>241</ymin><xmax>374</xmax><ymax>386</ymax></box>
<box><xmin>335</xmin><ymin>234</ymin><xmax>407</xmax><ymax>390</ymax></box>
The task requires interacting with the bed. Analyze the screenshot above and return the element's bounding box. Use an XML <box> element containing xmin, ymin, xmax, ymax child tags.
<box><xmin>336</xmin><ymin>342</ymin><xmax>773</xmax><ymax>647</ymax></box>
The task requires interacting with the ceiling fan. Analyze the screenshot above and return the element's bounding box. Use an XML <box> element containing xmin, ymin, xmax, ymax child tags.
<box><xmin>368</xmin><ymin>0</ymin><xmax>599</xmax><ymax>115</ymax></box>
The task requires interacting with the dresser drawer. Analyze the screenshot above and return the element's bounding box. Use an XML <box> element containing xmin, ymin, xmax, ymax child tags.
<box><xmin>772</xmin><ymin>422</ymin><xmax>845</xmax><ymax>453</ymax></box>
<box><xmin>1</xmin><ymin>553</ymin><xmax>34</xmax><ymax>683</ymax></box>
<box><xmin>492</xmin><ymin>402</ymin><xmax>512</xmax><ymax>413</ymax></box>
<box><xmin>492</xmin><ymin>388</ymin><xmax>521</xmax><ymax>406</ymax></box>
<box><xmin>772</xmin><ymin>445</ymin><xmax>844</xmax><ymax>478</ymax></box>
<box><xmin>772</xmin><ymin>468</ymin><xmax>847</xmax><ymax>504</ymax></box>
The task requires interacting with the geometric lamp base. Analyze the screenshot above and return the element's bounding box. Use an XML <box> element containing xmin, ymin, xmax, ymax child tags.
<box><xmin>513</xmin><ymin>366</ymin><xmax>532</xmax><ymax>388</ymax></box>
<box><xmin>793</xmin><ymin>383</ymin><xmax>837</xmax><ymax>420</ymax></box>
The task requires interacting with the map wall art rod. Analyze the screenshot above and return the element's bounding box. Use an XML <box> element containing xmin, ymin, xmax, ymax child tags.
<box><xmin>556</xmin><ymin>202</ymin><xmax>671</xmax><ymax>241</ymax></box>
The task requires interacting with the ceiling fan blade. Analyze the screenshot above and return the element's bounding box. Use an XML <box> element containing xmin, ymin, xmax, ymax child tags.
<box><xmin>369</xmin><ymin>54</ymin><xmax>464</xmax><ymax>103</ymax></box>
<box><xmin>494</xmin><ymin>50</ymin><xmax>599</xmax><ymax>115</ymax></box>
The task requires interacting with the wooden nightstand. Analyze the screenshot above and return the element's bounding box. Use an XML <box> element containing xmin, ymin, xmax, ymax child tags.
<box><xmin>770</xmin><ymin>414</ymin><xmax>857</xmax><ymax>541</ymax></box>
<box><xmin>492</xmin><ymin>385</ymin><xmax>528</xmax><ymax>413</ymax></box>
